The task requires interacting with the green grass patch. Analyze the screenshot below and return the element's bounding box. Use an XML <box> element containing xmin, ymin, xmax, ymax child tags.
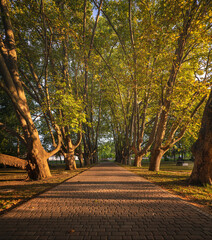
<box><xmin>0</xmin><ymin>165</ymin><xmax>90</xmax><ymax>213</ymax></box>
<box><xmin>122</xmin><ymin>161</ymin><xmax>212</xmax><ymax>214</ymax></box>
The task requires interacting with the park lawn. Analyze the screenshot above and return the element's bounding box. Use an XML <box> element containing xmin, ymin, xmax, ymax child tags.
<box><xmin>123</xmin><ymin>162</ymin><xmax>212</xmax><ymax>215</ymax></box>
<box><xmin>0</xmin><ymin>165</ymin><xmax>89</xmax><ymax>213</ymax></box>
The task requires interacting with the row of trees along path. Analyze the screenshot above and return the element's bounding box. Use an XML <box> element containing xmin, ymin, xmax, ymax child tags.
<box><xmin>0</xmin><ymin>0</ymin><xmax>212</xmax><ymax>185</ymax></box>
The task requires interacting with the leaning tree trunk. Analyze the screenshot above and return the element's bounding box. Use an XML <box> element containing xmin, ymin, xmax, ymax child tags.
<box><xmin>189</xmin><ymin>90</ymin><xmax>212</xmax><ymax>185</ymax></box>
<box><xmin>0</xmin><ymin>154</ymin><xmax>27</xmax><ymax>170</ymax></box>
<box><xmin>149</xmin><ymin>148</ymin><xmax>165</xmax><ymax>171</ymax></box>
<box><xmin>0</xmin><ymin>0</ymin><xmax>62</xmax><ymax>180</ymax></box>
<box><xmin>0</xmin><ymin>130</ymin><xmax>53</xmax><ymax>180</ymax></box>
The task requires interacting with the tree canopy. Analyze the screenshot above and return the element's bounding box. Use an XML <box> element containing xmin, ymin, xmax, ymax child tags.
<box><xmin>0</xmin><ymin>0</ymin><xmax>211</xmax><ymax>184</ymax></box>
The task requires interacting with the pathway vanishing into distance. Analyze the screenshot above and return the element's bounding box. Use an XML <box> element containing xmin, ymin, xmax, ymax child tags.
<box><xmin>0</xmin><ymin>162</ymin><xmax>211</xmax><ymax>240</ymax></box>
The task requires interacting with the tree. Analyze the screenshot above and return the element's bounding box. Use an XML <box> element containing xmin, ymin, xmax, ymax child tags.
<box><xmin>189</xmin><ymin>89</ymin><xmax>212</xmax><ymax>185</ymax></box>
<box><xmin>52</xmin><ymin>0</ymin><xmax>86</xmax><ymax>170</ymax></box>
<box><xmin>81</xmin><ymin>0</ymin><xmax>103</xmax><ymax>165</ymax></box>
<box><xmin>11</xmin><ymin>0</ymin><xmax>87</xmax><ymax>170</ymax></box>
<box><xmin>0</xmin><ymin>0</ymin><xmax>61</xmax><ymax>179</ymax></box>
<box><xmin>149</xmin><ymin>0</ymin><xmax>212</xmax><ymax>171</ymax></box>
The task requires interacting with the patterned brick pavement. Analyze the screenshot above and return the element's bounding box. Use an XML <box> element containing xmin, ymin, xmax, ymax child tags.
<box><xmin>0</xmin><ymin>162</ymin><xmax>211</xmax><ymax>240</ymax></box>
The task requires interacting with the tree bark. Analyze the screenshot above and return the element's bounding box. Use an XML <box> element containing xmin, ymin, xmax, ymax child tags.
<box><xmin>63</xmin><ymin>133</ymin><xmax>82</xmax><ymax>170</ymax></box>
<box><xmin>189</xmin><ymin>90</ymin><xmax>212</xmax><ymax>185</ymax></box>
<box><xmin>64</xmin><ymin>151</ymin><xmax>77</xmax><ymax>170</ymax></box>
<box><xmin>122</xmin><ymin>154</ymin><xmax>128</xmax><ymax>165</ymax></box>
<box><xmin>83</xmin><ymin>151</ymin><xmax>91</xmax><ymax>166</ymax></box>
<box><xmin>134</xmin><ymin>154</ymin><xmax>142</xmax><ymax>167</ymax></box>
<box><xmin>93</xmin><ymin>151</ymin><xmax>98</xmax><ymax>164</ymax></box>
<box><xmin>0</xmin><ymin>153</ymin><xmax>27</xmax><ymax>170</ymax></box>
<box><xmin>78</xmin><ymin>144</ymin><xmax>84</xmax><ymax>167</ymax></box>
<box><xmin>27</xmin><ymin>144</ymin><xmax>52</xmax><ymax>180</ymax></box>
<box><xmin>149</xmin><ymin>148</ymin><xmax>164</xmax><ymax>171</ymax></box>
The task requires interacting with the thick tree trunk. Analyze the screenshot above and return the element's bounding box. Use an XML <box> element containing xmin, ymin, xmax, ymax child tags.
<box><xmin>149</xmin><ymin>148</ymin><xmax>164</xmax><ymax>171</ymax></box>
<box><xmin>0</xmin><ymin>144</ymin><xmax>51</xmax><ymax>180</ymax></box>
<box><xmin>27</xmin><ymin>150</ymin><xmax>51</xmax><ymax>180</ymax></box>
<box><xmin>134</xmin><ymin>154</ymin><xmax>142</xmax><ymax>167</ymax></box>
<box><xmin>65</xmin><ymin>151</ymin><xmax>77</xmax><ymax>170</ymax></box>
<box><xmin>0</xmin><ymin>0</ymin><xmax>62</xmax><ymax>180</ymax></box>
<box><xmin>26</xmin><ymin>132</ymin><xmax>52</xmax><ymax>180</ymax></box>
<box><xmin>189</xmin><ymin>90</ymin><xmax>212</xmax><ymax>185</ymax></box>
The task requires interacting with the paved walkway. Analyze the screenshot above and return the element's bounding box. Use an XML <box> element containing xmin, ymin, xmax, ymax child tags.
<box><xmin>0</xmin><ymin>162</ymin><xmax>211</xmax><ymax>240</ymax></box>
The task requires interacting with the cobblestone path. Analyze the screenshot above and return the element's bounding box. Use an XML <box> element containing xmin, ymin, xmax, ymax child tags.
<box><xmin>0</xmin><ymin>162</ymin><xmax>211</xmax><ymax>240</ymax></box>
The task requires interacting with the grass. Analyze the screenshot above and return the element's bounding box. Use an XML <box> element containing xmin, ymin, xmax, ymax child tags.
<box><xmin>122</xmin><ymin>161</ymin><xmax>212</xmax><ymax>215</ymax></box>
<box><xmin>0</xmin><ymin>164</ymin><xmax>90</xmax><ymax>213</ymax></box>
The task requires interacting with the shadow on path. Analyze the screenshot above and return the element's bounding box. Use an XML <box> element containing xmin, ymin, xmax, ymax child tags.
<box><xmin>0</xmin><ymin>162</ymin><xmax>211</xmax><ymax>240</ymax></box>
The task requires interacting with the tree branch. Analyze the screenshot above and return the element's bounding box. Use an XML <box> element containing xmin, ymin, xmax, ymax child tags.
<box><xmin>88</xmin><ymin>0</ymin><xmax>103</xmax><ymax>59</ymax></box>
<box><xmin>0</xmin><ymin>153</ymin><xmax>27</xmax><ymax>170</ymax></box>
<box><xmin>0</xmin><ymin>122</ymin><xmax>27</xmax><ymax>145</ymax></box>
<box><xmin>92</xmin><ymin>0</ymin><xmax>127</xmax><ymax>56</ymax></box>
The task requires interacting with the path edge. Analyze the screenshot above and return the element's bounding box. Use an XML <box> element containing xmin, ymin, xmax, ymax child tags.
<box><xmin>117</xmin><ymin>163</ymin><xmax>212</xmax><ymax>219</ymax></box>
<box><xmin>0</xmin><ymin>165</ymin><xmax>95</xmax><ymax>217</ymax></box>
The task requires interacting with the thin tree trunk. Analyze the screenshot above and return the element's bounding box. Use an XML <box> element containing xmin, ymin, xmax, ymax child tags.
<box><xmin>78</xmin><ymin>144</ymin><xmax>84</xmax><ymax>167</ymax></box>
<box><xmin>17</xmin><ymin>137</ymin><xmax>20</xmax><ymax>158</ymax></box>
<box><xmin>93</xmin><ymin>151</ymin><xmax>98</xmax><ymax>163</ymax></box>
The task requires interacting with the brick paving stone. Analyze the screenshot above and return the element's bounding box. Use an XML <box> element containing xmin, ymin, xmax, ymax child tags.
<box><xmin>0</xmin><ymin>162</ymin><xmax>211</xmax><ymax>240</ymax></box>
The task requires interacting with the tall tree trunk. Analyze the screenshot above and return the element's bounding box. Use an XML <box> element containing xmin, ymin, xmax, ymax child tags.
<box><xmin>148</xmin><ymin>7</ymin><xmax>198</xmax><ymax>172</ymax></box>
<box><xmin>0</xmin><ymin>0</ymin><xmax>61</xmax><ymax>180</ymax></box>
<box><xmin>149</xmin><ymin>148</ymin><xmax>164</xmax><ymax>171</ymax></box>
<box><xmin>189</xmin><ymin>90</ymin><xmax>212</xmax><ymax>185</ymax></box>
